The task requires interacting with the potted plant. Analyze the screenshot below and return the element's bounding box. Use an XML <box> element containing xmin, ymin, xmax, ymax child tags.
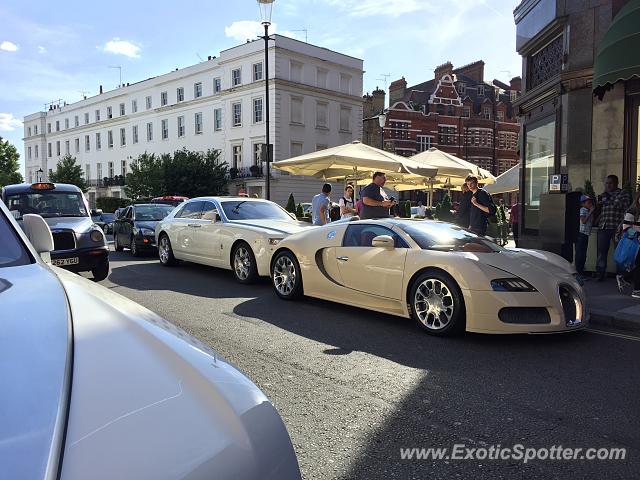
<box><xmin>249</xmin><ymin>164</ymin><xmax>260</xmax><ymax>176</ymax></box>
<box><xmin>229</xmin><ymin>167</ymin><xmax>239</xmax><ymax>179</ymax></box>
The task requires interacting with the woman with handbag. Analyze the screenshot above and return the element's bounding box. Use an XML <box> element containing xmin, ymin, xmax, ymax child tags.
<box><xmin>615</xmin><ymin>192</ymin><xmax>640</xmax><ymax>298</ymax></box>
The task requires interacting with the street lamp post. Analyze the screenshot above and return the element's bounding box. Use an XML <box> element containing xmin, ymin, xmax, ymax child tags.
<box><xmin>37</xmin><ymin>168</ymin><xmax>43</xmax><ymax>182</ymax></box>
<box><xmin>378</xmin><ymin>112</ymin><xmax>387</xmax><ymax>150</ymax></box>
<box><xmin>258</xmin><ymin>0</ymin><xmax>275</xmax><ymax>200</ymax></box>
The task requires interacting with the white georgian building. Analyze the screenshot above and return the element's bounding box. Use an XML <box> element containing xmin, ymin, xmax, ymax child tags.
<box><xmin>22</xmin><ymin>35</ymin><xmax>364</xmax><ymax>206</ymax></box>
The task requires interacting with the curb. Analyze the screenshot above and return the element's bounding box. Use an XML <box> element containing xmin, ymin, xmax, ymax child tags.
<box><xmin>589</xmin><ymin>308</ymin><xmax>640</xmax><ymax>333</ymax></box>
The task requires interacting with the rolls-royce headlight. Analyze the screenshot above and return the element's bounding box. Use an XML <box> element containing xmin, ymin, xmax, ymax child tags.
<box><xmin>90</xmin><ymin>229</ymin><xmax>103</xmax><ymax>242</ymax></box>
<box><xmin>491</xmin><ymin>278</ymin><xmax>537</xmax><ymax>292</ymax></box>
<box><xmin>268</xmin><ymin>238</ymin><xmax>282</xmax><ymax>246</ymax></box>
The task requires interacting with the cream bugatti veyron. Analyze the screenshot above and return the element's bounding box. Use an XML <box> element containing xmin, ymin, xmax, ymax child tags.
<box><xmin>269</xmin><ymin>218</ymin><xmax>588</xmax><ymax>335</ymax></box>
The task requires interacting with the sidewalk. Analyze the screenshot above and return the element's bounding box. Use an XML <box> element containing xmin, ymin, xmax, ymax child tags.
<box><xmin>584</xmin><ymin>278</ymin><xmax>640</xmax><ymax>332</ymax></box>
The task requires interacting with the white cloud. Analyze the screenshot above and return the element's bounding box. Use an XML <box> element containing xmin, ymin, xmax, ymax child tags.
<box><xmin>224</xmin><ymin>21</ymin><xmax>271</xmax><ymax>42</ymax></box>
<box><xmin>1</xmin><ymin>41</ymin><xmax>19</xmax><ymax>52</ymax></box>
<box><xmin>0</xmin><ymin>113</ymin><xmax>23</xmax><ymax>132</ymax></box>
<box><xmin>102</xmin><ymin>38</ymin><xmax>141</xmax><ymax>58</ymax></box>
<box><xmin>37</xmin><ymin>45</ymin><xmax>47</xmax><ymax>54</ymax></box>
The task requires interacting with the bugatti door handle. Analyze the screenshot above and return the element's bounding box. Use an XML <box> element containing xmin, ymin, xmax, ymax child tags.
<box><xmin>336</xmin><ymin>256</ymin><xmax>349</xmax><ymax>261</ymax></box>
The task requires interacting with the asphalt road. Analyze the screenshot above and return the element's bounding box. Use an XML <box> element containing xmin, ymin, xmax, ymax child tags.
<box><xmin>96</xmin><ymin>244</ymin><xmax>640</xmax><ymax>480</ymax></box>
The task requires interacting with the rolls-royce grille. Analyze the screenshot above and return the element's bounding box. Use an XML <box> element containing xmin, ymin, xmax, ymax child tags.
<box><xmin>52</xmin><ymin>231</ymin><xmax>76</xmax><ymax>251</ymax></box>
<box><xmin>559</xmin><ymin>285</ymin><xmax>582</xmax><ymax>325</ymax></box>
<box><xmin>498</xmin><ymin>307</ymin><xmax>551</xmax><ymax>324</ymax></box>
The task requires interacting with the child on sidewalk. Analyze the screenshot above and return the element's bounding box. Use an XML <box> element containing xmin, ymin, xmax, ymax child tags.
<box><xmin>575</xmin><ymin>194</ymin><xmax>595</xmax><ymax>279</ymax></box>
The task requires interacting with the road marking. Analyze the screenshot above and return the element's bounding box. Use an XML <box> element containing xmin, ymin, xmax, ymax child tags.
<box><xmin>587</xmin><ymin>328</ymin><xmax>640</xmax><ymax>342</ymax></box>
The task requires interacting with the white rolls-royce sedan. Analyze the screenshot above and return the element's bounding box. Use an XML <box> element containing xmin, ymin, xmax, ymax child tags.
<box><xmin>0</xmin><ymin>200</ymin><xmax>301</xmax><ymax>480</ymax></box>
<box><xmin>155</xmin><ymin>197</ymin><xmax>312</xmax><ymax>283</ymax></box>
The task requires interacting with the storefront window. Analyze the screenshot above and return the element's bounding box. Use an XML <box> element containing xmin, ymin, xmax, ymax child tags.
<box><xmin>524</xmin><ymin>119</ymin><xmax>555</xmax><ymax>230</ymax></box>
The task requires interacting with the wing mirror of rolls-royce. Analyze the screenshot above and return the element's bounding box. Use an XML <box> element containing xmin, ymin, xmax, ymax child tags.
<box><xmin>202</xmin><ymin>210</ymin><xmax>221</xmax><ymax>223</ymax></box>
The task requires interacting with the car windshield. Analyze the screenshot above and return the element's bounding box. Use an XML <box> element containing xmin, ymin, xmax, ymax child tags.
<box><xmin>400</xmin><ymin>221</ymin><xmax>504</xmax><ymax>253</ymax></box>
<box><xmin>0</xmin><ymin>210</ymin><xmax>33</xmax><ymax>268</ymax></box>
<box><xmin>5</xmin><ymin>192</ymin><xmax>88</xmax><ymax>219</ymax></box>
<box><xmin>221</xmin><ymin>201</ymin><xmax>294</xmax><ymax>221</ymax></box>
<box><xmin>135</xmin><ymin>205</ymin><xmax>174</xmax><ymax>221</ymax></box>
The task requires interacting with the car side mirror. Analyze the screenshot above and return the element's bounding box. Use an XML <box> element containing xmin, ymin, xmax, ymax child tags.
<box><xmin>23</xmin><ymin>214</ymin><xmax>54</xmax><ymax>262</ymax></box>
<box><xmin>202</xmin><ymin>210</ymin><xmax>220</xmax><ymax>222</ymax></box>
<box><xmin>91</xmin><ymin>208</ymin><xmax>103</xmax><ymax>216</ymax></box>
<box><xmin>371</xmin><ymin>234</ymin><xmax>395</xmax><ymax>249</ymax></box>
<box><xmin>288</xmin><ymin>212</ymin><xmax>297</xmax><ymax>221</ymax></box>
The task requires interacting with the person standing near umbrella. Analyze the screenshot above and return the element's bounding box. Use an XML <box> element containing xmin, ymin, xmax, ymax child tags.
<box><xmin>466</xmin><ymin>175</ymin><xmax>496</xmax><ymax>236</ymax></box>
<box><xmin>457</xmin><ymin>183</ymin><xmax>472</xmax><ymax>228</ymax></box>
<box><xmin>360</xmin><ymin>172</ymin><xmax>395</xmax><ymax>220</ymax></box>
<box><xmin>339</xmin><ymin>184</ymin><xmax>357</xmax><ymax>219</ymax></box>
<box><xmin>311</xmin><ymin>183</ymin><xmax>332</xmax><ymax>226</ymax></box>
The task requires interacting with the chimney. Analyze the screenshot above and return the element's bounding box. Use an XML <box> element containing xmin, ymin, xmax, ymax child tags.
<box><xmin>208</xmin><ymin>55</ymin><xmax>212</xmax><ymax>61</ymax></box>
<box><xmin>509</xmin><ymin>76</ymin><xmax>522</xmax><ymax>92</ymax></box>
<box><xmin>99</xmin><ymin>85</ymin><xmax>103</xmax><ymax>94</ymax></box>
<box><xmin>389</xmin><ymin>77</ymin><xmax>407</xmax><ymax>106</ymax></box>
<box><xmin>372</xmin><ymin>87</ymin><xmax>386</xmax><ymax>113</ymax></box>
<box><xmin>434</xmin><ymin>61</ymin><xmax>454</xmax><ymax>80</ymax></box>
<box><xmin>453</xmin><ymin>61</ymin><xmax>485</xmax><ymax>83</ymax></box>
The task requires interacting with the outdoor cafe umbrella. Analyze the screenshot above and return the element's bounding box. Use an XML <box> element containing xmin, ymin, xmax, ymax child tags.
<box><xmin>410</xmin><ymin>147</ymin><xmax>496</xmax><ymax>183</ymax></box>
<box><xmin>484</xmin><ymin>163</ymin><xmax>520</xmax><ymax>195</ymax></box>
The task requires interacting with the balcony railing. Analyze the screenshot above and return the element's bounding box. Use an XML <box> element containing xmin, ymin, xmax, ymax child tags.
<box><xmin>227</xmin><ymin>165</ymin><xmax>263</xmax><ymax>180</ymax></box>
<box><xmin>86</xmin><ymin>176</ymin><xmax>126</xmax><ymax>188</ymax></box>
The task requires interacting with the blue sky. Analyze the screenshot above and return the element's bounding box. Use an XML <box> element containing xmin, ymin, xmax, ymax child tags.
<box><xmin>0</xmin><ymin>0</ymin><xmax>521</xmax><ymax>173</ymax></box>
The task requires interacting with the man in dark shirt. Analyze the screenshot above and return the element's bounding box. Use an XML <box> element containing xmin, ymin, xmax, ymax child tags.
<box><xmin>457</xmin><ymin>183</ymin><xmax>472</xmax><ymax>228</ymax></box>
<box><xmin>466</xmin><ymin>175</ymin><xmax>494</xmax><ymax>236</ymax></box>
<box><xmin>360</xmin><ymin>172</ymin><xmax>395</xmax><ymax>219</ymax></box>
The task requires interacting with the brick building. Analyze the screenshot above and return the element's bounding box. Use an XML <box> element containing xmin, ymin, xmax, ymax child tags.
<box><xmin>363</xmin><ymin>61</ymin><xmax>521</xmax><ymax>177</ymax></box>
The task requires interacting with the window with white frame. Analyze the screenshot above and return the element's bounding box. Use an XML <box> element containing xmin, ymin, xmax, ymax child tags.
<box><xmin>120</xmin><ymin>128</ymin><xmax>126</xmax><ymax>146</ymax></box>
<box><xmin>195</xmin><ymin>113</ymin><xmax>203</xmax><ymax>134</ymax></box>
<box><xmin>339</xmin><ymin>73</ymin><xmax>352</xmax><ymax>95</ymax></box>
<box><xmin>132</xmin><ymin>125</ymin><xmax>139</xmax><ymax>143</ymax></box>
<box><xmin>290</xmin><ymin>61</ymin><xmax>303</xmax><ymax>83</ymax></box>
<box><xmin>416</xmin><ymin>135</ymin><xmax>434</xmax><ymax>152</ymax></box>
<box><xmin>35</xmin><ymin>145</ymin><xmax>38</xmax><ymax>158</ymax></box>
<box><xmin>28</xmin><ymin>170</ymin><xmax>33</xmax><ymax>183</ymax></box>
<box><xmin>478</xmin><ymin>85</ymin><xmax>485</xmax><ymax>96</ymax></box>
<box><xmin>56</xmin><ymin>141</ymin><xmax>60</xmax><ymax>156</ymax></box>
<box><xmin>232</xmin><ymin>68</ymin><xmax>241</xmax><ymax>87</ymax></box>
<box><xmin>438</xmin><ymin>125</ymin><xmax>457</xmax><ymax>145</ymax></box>
<box><xmin>119</xmin><ymin>103</ymin><xmax>125</xmax><ymax>116</ymax></box>
<box><xmin>121</xmin><ymin>159</ymin><xmax>127</xmax><ymax>176</ymax></box>
<box><xmin>232</xmin><ymin>102</ymin><xmax>242</xmax><ymax>127</ymax></box>
<box><xmin>85</xmin><ymin>112</ymin><xmax>91</xmax><ymax>124</ymax></box>
<box><xmin>177</xmin><ymin>116</ymin><xmax>185</xmax><ymax>137</ymax></box>
<box><xmin>161</xmin><ymin>91</ymin><xmax>168</xmax><ymax>106</ymax></box>
<box><xmin>96</xmin><ymin>132</ymin><xmax>101</xmax><ymax>150</ymax></box>
<box><xmin>463</xmin><ymin>106</ymin><xmax>471</xmax><ymax>118</ymax></box>
<box><xmin>84</xmin><ymin>135</ymin><xmax>90</xmax><ymax>152</ymax></box>
<box><xmin>85</xmin><ymin>164</ymin><xmax>90</xmax><ymax>181</ymax></box>
<box><xmin>339</xmin><ymin>106</ymin><xmax>352</xmax><ymax>132</ymax></box>
<box><xmin>253</xmin><ymin>62</ymin><xmax>263</xmax><ymax>81</ymax></box>
<box><xmin>482</xmin><ymin>106</ymin><xmax>492</xmax><ymax>120</ymax></box>
<box><xmin>214</xmin><ymin>77</ymin><xmax>221</xmax><ymax>94</ymax></box>
<box><xmin>97</xmin><ymin>163</ymin><xmax>102</xmax><ymax>181</ymax></box>
<box><xmin>290</xmin><ymin>96</ymin><xmax>303</xmax><ymax>124</ymax></box>
<box><xmin>253</xmin><ymin>143</ymin><xmax>262</xmax><ymax>165</ymax></box>
<box><xmin>132</xmin><ymin>99</ymin><xmax>138</xmax><ymax>113</ymax></box>
<box><xmin>161</xmin><ymin>119</ymin><xmax>169</xmax><ymax>139</ymax></box>
<box><xmin>28</xmin><ymin>146</ymin><xmax>32</xmax><ymax>159</ymax></box>
<box><xmin>108</xmin><ymin>130</ymin><xmax>114</xmax><ymax>148</ymax></box>
<box><xmin>316</xmin><ymin>68</ymin><xmax>328</xmax><ymax>89</ymax></box>
<box><xmin>253</xmin><ymin>98</ymin><xmax>263</xmax><ymax>123</ymax></box>
<box><xmin>47</xmin><ymin>123</ymin><xmax>51</xmax><ymax>133</ymax></box>
<box><xmin>290</xmin><ymin>141</ymin><xmax>303</xmax><ymax>157</ymax></box>
<box><xmin>108</xmin><ymin>161</ymin><xmax>114</xmax><ymax>178</ymax></box>
<box><xmin>214</xmin><ymin>108</ymin><xmax>222</xmax><ymax>131</ymax></box>
<box><xmin>194</xmin><ymin>82</ymin><xmax>203</xmax><ymax>98</ymax></box>
<box><xmin>510</xmin><ymin>90</ymin><xmax>518</xmax><ymax>102</ymax></box>
<box><xmin>107</xmin><ymin>107</ymin><xmax>112</xmax><ymax>119</ymax></box>
<box><xmin>496</xmin><ymin>110</ymin><xmax>504</xmax><ymax>121</ymax></box>
<box><xmin>95</xmin><ymin>109</ymin><xmax>100</xmax><ymax>122</ymax></box>
<box><xmin>56</xmin><ymin>120</ymin><xmax>60</xmax><ymax>131</ymax></box>
<box><xmin>74</xmin><ymin>116</ymin><xmax>79</xmax><ymax>127</ymax></box>
<box><xmin>232</xmin><ymin>144</ymin><xmax>242</xmax><ymax>168</ymax></box>
<box><xmin>65</xmin><ymin>140</ymin><xmax>69</xmax><ymax>155</ymax></box>
<box><xmin>34</xmin><ymin>125</ymin><xmax>38</xmax><ymax>135</ymax></box>
<box><xmin>177</xmin><ymin>87</ymin><xmax>184</xmax><ymax>102</ymax></box>
<box><xmin>27</xmin><ymin>127</ymin><xmax>31</xmax><ymax>136</ymax></box>
<box><xmin>316</xmin><ymin>101</ymin><xmax>328</xmax><ymax>128</ymax></box>
<box><xmin>65</xmin><ymin>118</ymin><xmax>69</xmax><ymax>129</ymax></box>
<box><xmin>48</xmin><ymin>143</ymin><xmax>52</xmax><ymax>157</ymax></box>
<box><xmin>146</xmin><ymin>122</ymin><xmax>153</xmax><ymax>141</ymax></box>
<box><xmin>74</xmin><ymin>138</ymin><xmax>80</xmax><ymax>153</ymax></box>
<box><xmin>146</xmin><ymin>96</ymin><xmax>152</xmax><ymax>109</ymax></box>
<box><xmin>457</xmin><ymin>82</ymin><xmax>466</xmax><ymax>95</ymax></box>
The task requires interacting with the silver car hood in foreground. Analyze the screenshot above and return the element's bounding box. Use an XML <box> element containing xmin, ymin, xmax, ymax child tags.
<box><xmin>44</xmin><ymin>216</ymin><xmax>95</xmax><ymax>233</ymax></box>
<box><xmin>56</xmin><ymin>268</ymin><xmax>300</xmax><ymax>480</ymax></box>
<box><xmin>0</xmin><ymin>263</ymin><xmax>72</xmax><ymax>480</ymax></box>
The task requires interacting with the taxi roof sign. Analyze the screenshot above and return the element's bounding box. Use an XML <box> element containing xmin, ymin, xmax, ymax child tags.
<box><xmin>31</xmin><ymin>182</ymin><xmax>56</xmax><ymax>190</ymax></box>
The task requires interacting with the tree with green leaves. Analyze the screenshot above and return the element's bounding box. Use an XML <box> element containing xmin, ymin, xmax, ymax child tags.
<box><xmin>285</xmin><ymin>193</ymin><xmax>296</xmax><ymax>213</ymax></box>
<box><xmin>0</xmin><ymin>136</ymin><xmax>23</xmax><ymax>187</ymax></box>
<box><xmin>125</xmin><ymin>152</ymin><xmax>166</xmax><ymax>200</ymax></box>
<box><xmin>49</xmin><ymin>154</ymin><xmax>87</xmax><ymax>192</ymax></box>
<box><xmin>163</xmin><ymin>148</ymin><xmax>228</xmax><ymax>198</ymax></box>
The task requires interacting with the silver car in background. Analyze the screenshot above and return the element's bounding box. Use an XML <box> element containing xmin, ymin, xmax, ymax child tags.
<box><xmin>0</xmin><ymin>200</ymin><xmax>301</xmax><ymax>480</ymax></box>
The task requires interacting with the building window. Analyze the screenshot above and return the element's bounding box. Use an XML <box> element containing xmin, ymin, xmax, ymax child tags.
<box><xmin>96</xmin><ymin>132</ymin><xmax>101</xmax><ymax>150</ymax></box>
<box><xmin>161</xmin><ymin>119</ymin><xmax>169</xmax><ymax>139</ymax></box>
<box><xmin>463</xmin><ymin>106</ymin><xmax>471</xmax><ymax>118</ymax></box>
<box><xmin>214</xmin><ymin>108</ymin><xmax>222</xmax><ymax>131</ymax></box>
<box><xmin>66</xmin><ymin>118</ymin><xmax>71</xmax><ymax>129</ymax></box>
<box><xmin>497</xmin><ymin>111</ymin><xmax>504</xmax><ymax>121</ymax></box>
<box><xmin>339</xmin><ymin>106</ymin><xmax>352</xmax><ymax>132</ymax></box>
<box><xmin>108</xmin><ymin>130</ymin><xmax>114</xmax><ymax>148</ymax></box>
<box><xmin>146</xmin><ymin>96</ymin><xmax>152</xmax><ymax>109</ymax></box>
<box><xmin>28</xmin><ymin>146</ymin><xmax>32</xmax><ymax>159</ymax></box>
<box><xmin>528</xmin><ymin>35</ymin><xmax>563</xmax><ymax>90</ymax></box>
<box><xmin>132</xmin><ymin>125</ymin><xmax>139</xmax><ymax>143</ymax></box>
<box><xmin>253</xmin><ymin>143</ymin><xmax>262</xmax><ymax>165</ymax></box>
<box><xmin>84</xmin><ymin>135</ymin><xmax>89</xmax><ymax>152</ymax></box>
<box><xmin>74</xmin><ymin>116</ymin><xmax>79</xmax><ymax>127</ymax></box>
<box><xmin>55</xmin><ymin>120</ymin><xmax>60</xmax><ymax>132</ymax></box>
<box><xmin>75</xmin><ymin>138</ymin><xmax>80</xmax><ymax>153</ymax></box>
<box><xmin>340</xmin><ymin>74</ymin><xmax>352</xmax><ymax>95</ymax></box>
<box><xmin>253</xmin><ymin>62</ymin><xmax>263</xmax><ymax>81</ymax></box>
<box><xmin>510</xmin><ymin>90</ymin><xmax>518</xmax><ymax>102</ymax></box>
<box><xmin>121</xmin><ymin>159</ymin><xmax>127</xmax><ymax>176</ymax></box>
<box><xmin>232</xmin><ymin>102</ymin><xmax>242</xmax><ymax>127</ymax></box>
<box><xmin>290</xmin><ymin>97</ymin><xmax>303</xmax><ymax>125</ymax></box>
<box><xmin>477</xmin><ymin>85</ymin><xmax>485</xmax><ymax>96</ymax></box>
<box><xmin>119</xmin><ymin>103</ymin><xmax>125</xmax><ymax>116</ymax></box>
<box><xmin>214</xmin><ymin>77</ymin><xmax>221</xmax><ymax>94</ymax></box>
<box><xmin>316</xmin><ymin>68</ymin><xmax>328</xmax><ymax>89</ymax></box>
<box><xmin>35</xmin><ymin>145</ymin><xmax>38</xmax><ymax>158</ymax></box>
<box><xmin>34</xmin><ymin>125</ymin><xmax>38</xmax><ymax>135</ymax></box>
<box><xmin>27</xmin><ymin>127</ymin><xmax>31</xmax><ymax>137</ymax></box>
<box><xmin>482</xmin><ymin>106</ymin><xmax>492</xmax><ymax>120</ymax></box>
<box><xmin>120</xmin><ymin>127</ymin><xmax>126</xmax><ymax>146</ymax></box>
<box><xmin>132</xmin><ymin>99</ymin><xmax>138</xmax><ymax>113</ymax></box>
<box><xmin>438</xmin><ymin>125</ymin><xmax>457</xmax><ymax>145</ymax></box>
<box><xmin>417</xmin><ymin>135</ymin><xmax>434</xmax><ymax>152</ymax></box>
<box><xmin>65</xmin><ymin>140</ymin><xmax>69</xmax><ymax>155</ymax></box>
<box><xmin>85</xmin><ymin>164</ymin><xmax>90</xmax><ymax>181</ymax></box>
<box><xmin>232</xmin><ymin>69</ymin><xmax>241</xmax><ymax>87</ymax></box>
<box><xmin>524</xmin><ymin>119</ymin><xmax>555</xmax><ymax>230</ymax></box>
<box><xmin>232</xmin><ymin>144</ymin><xmax>242</xmax><ymax>168</ymax></box>
<box><xmin>147</xmin><ymin>122</ymin><xmax>153</xmax><ymax>141</ymax></box>
<box><xmin>177</xmin><ymin>116</ymin><xmax>185</xmax><ymax>137</ymax></box>
<box><xmin>95</xmin><ymin>109</ymin><xmax>100</xmax><ymax>122</ymax></box>
<box><xmin>97</xmin><ymin>163</ymin><xmax>102</xmax><ymax>182</ymax></box>
<box><xmin>316</xmin><ymin>101</ymin><xmax>328</xmax><ymax>128</ymax></box>
<box><xmin>56</xmin><ymin>141</ymin><xmax>60</xmax><ymax>156</ymax></box>
<box><xmin>195</xmin><ymin>112</ymin><xmax>203</xmax><ymax>134</ymax></box>
<box><xmin>290</xmin><ymin>141</ymin><xmax>303</xmax><ymax>157</ymax></box>
<box><xmin>194</xmin><ymin>82</ymin><xmax>203</xmax><ymax>98</ymax></box>
<box><xmin>290</xmin><ymin>61</ymin><xmax>303</xmax><ymax>83</ymax></box>
<box><xmin>108</xmin><ymin>161</ymin><xmax>114</xmax><ymax>178</ymax></box>
<box><xmin>177</xmin><ymin>87</ymin><xmax>184</xmax><ymax>102</ymax></box>
<box><xmin>253</xmin><ymin>98</ymin><xmax>263</xmax><ymax>123</ymax></box>
<box><xmin>47</xmin><ymin>123</ymin><xmax>51</xmax><ymax>133</ymax></box>
<box><xmin>457</xmin><ymin>82</ymin><xmax>466</xmax><ymax>95</ymax></box>
<box><xmin>107</xmin><ymin>107</ymin><xmax>113</xmax><ymax>119</ymax></box>
<box><xmin>82</xmin><ymin>113</ymin><xmax>88</xmax><ymax>125</ymax></box>
<box><xmin>161</xmin><ymin>91</ymin><xmax>168</xmax><ymax>106</ymax></box>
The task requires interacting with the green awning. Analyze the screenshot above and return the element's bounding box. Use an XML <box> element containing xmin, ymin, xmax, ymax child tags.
<box><xmin>593</xmin><ymin>0</ymin><xmax>640</xmax><ymax>96</ymax></box>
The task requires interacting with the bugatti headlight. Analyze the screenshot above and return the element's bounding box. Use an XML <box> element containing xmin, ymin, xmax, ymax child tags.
<box><xmin>90</xmin><ymin>229</ymin><xmax>103</xmax><ymax>242</ymax></box>
<box><xmin>268</xmin><ymin>238</ymin><xmax>282</xmax><ymax>246</ymax></box>
<box><xmin>491</xmin><ymin>278</ymin><xmax>537</xmax><ymax>292</ymax></box>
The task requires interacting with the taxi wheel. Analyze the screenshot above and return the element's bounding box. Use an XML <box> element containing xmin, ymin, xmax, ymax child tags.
<box><xmin>92</xmin><ymin>259</ymin><xmax>110</xmax><ymax>282</ymax></box>
<box><xmin>130</xmin><ymin>236</ymin><xmax>140</xmax><ymax>257</ymax></box>
<box><xmin>410</xmin><ymin>270</ymin><xmax>465</xmax><ymax>336</ymax></box>
<box><xmin>232</xmin><ymin>242</ymin><xmax>258</xmax><ymax>284</ymax></box>
<box><xmin>114</xmin><ymin>234</ymin><xmax>124</xmax><ymax>252</ymax></box>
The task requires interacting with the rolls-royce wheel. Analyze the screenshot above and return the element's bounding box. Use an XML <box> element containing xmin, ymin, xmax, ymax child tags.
<box><xmin>232</xmin><ymin>242</ymin><xmax>258</xmax><ymax>284</ymax></box>
<box><xmin>410</xmin><ymin>270</ymin><xmax>465</xmax><ymax>336</ymax></box>
<box><xmin>158</xmin><ymin>234</ymin><xmax>178</xmax><ymax>266</ymax></box>
<box><xmin>92</xmin><ymin>259</ymin><xmax>110</xmax><ymax>282</ymax></box>
<box><xmin>272</xmin><ymin>251</ymin><xmax>303</xmax><ymax>300</ymax></box>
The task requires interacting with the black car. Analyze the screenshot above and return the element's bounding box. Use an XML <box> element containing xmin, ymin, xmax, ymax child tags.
<box><xmin>113</xmin><ymin>204</ymin><xmax>174</xmax><ymax>256</ymax></box>
<box><xmin>91</xmin><ymin>210</ymin><xmax>116</xmax><ymax>234</ymax></box>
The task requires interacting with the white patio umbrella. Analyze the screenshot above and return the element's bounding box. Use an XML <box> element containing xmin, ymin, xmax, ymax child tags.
<box><xmin>484</xmin><ymin>163</ymin><xmax>520</xmax><ymax>195</ymax></box>
<box><xmin>409</xmin><ymin>147</ymin><xmax>496</xmax><ymax>184</ymax></box>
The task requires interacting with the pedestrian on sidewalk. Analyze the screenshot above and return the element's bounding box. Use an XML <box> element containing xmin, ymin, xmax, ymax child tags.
<box><xmin>510</xmin><ymin>201</ymin><xmax>520</xmax><ymax>247</ymax></box>
<box><xmin>596</xmin><ymin>175</ymin><xmax>632</xmax><ymax>281</ymax></box>
<box><xmin>339</xmin><ymin>184</ymin><xmax>356</xmax><ymax>219</ymax></box>
<box><xmin>575</xmin><ymin>195</ymin><xmax>595</xmax><ymax>279</ymax></box>
<box><xmin>466</xmin><ymin>175</ymin><xmax>496</xmax><ymax>236</ymax></box>
<box><xmin>616</xmin><ymin>192</ymin><xmax>640</xmax><ymax>298</ymax></box>
<box><xmin>457</xmin><ymin>183</ymin><xmax>472</xmax><ymax>228</ymax></box>
<box><xmin>360</xmin><ymin>172</ymin><xmax>395</xmax><ymax>220</ymax></box>
<box><xmin>311</xmin><ymin>183</ymin><xmax>332</xmax><ymax>226</ymax></box>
